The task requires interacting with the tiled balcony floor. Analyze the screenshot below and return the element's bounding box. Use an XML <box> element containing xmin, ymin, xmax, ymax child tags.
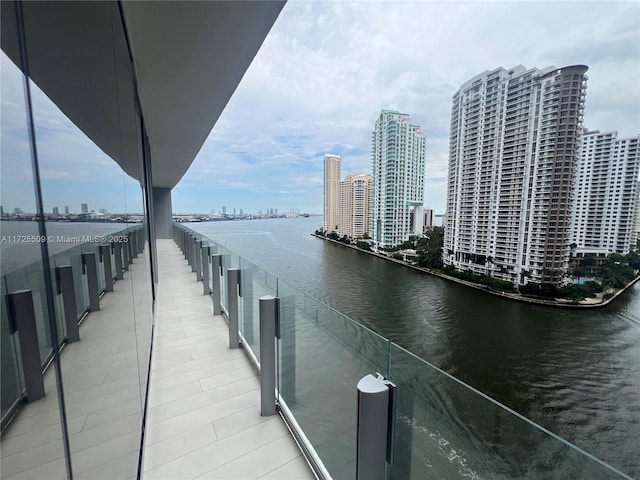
<box><xmin>1</xmin><ymin>250</ymin><xmax>150</xmax><ymax>480</ymax></box>
<box><xmin>142</xmin><ymin>239</ymin><xmax>314</xmax><ymax>479</ymax></box>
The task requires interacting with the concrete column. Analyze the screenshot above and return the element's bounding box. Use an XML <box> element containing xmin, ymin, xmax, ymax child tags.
<box><xmin>152</xmin><ymin>186</ymin><xmax>173</xmax><ymax>239</ymax></box>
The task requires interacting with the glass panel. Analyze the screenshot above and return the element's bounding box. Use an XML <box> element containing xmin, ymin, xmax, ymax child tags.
<box><xmin>388</xmin><ymin>343</ymin><xmax>627</xmax><ymax>479</ymax></box>
<box><xmin>276</xmin><ymin>279</ymin><xmax>390</xmax><ymax>480</ymax></box>
<box><xmin>238</xmin><ymin>257</ymin><xmax>278</xmax><ymax>363</ymax></box>
<box><xmin>20</xmin><ymin>2</ymin><xmax>148</xmax><ymax>477</ymax></box>
<box><xmin>0</xmin><ymin>35</ymin><xmax>68</xmax><ymax>479</ymax></box>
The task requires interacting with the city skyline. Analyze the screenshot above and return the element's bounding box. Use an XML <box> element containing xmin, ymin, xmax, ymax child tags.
<box><xmin>2</xmin><ymin>2</ymin><xmax>639</xmax><ymax>215</ymax></box>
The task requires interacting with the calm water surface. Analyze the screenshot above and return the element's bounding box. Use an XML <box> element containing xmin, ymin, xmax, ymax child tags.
<box><xmin>191</xmin><ymin>217</ymin><xmax>640</xmax><ymax>478</ymax></box>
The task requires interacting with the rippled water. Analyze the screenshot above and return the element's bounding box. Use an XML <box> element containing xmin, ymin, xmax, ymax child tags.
<box><xmin>191</xmin><ymin>217</ymin><xmax>640</xmax><ymax>478</ymax></box>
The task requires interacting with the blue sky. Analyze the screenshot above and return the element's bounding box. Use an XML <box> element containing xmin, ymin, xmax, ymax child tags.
<box><xmin>2</xmin><ymin>1</ymin><xmax>639</xmax><ymax>216</ymax></box>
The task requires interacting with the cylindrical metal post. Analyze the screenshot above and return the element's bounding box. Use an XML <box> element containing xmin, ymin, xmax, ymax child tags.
<box><xmin>130</xmin><ymin>231</ymin><xmax>138</xmax><ymax>258</ymax></box>
<box><xmin>56</xmin><ymin>265</ymin><xmax>80</xmax><ymax>343</ymax></box>
<box><xmin>126</xmin><ymin>233</ymin><xmax>134</xmax><ymax>264</ymax></box>
<box><xmin>6</xmin><ymin>290</ymin><xmax>45</xmax><ymax>401</ymax></box>
<box><xmin>202</xmin><ymin>244</ymin><xmax>210</xmax><ymax>295</ymax></box>
<box><xmin>82</xmin><ymin>252</ymin><xmax>100</xmax><ymax>311</ymax></box>
<box><xmin>356</xmin><ymin>374</ymin><xmax>390</xmax><ymax>480</ymax></box>
<box><xmin>113</xmin><ymin>242</ymin><xmax>123</xmax><ymax>280</ymax></box>
<box><xmin>191</xmin><ymin>237</ymin><xmax>197</xmax><ymax>273</ymax></box>
<box><xmin>122</xmin><ymin>237</ymin><xmax>130</xmax><ymax>271</ymax></box>
<box><xmin>99</xmin><ymin>245</ymin><xmax>113</xmax><ymax>292</ymax></box>
<box><xmin>195</xmin><ymin>240</ymin><xmax>203</xmax><ymax>281</ymax></box>
<box><xmin>227</xmin><ymin>268</ymin><xmax>240</xmax><ymax>349</ymax></box>
<box><xmin>259</xmin><ymin>295</ymin><xmax>278</xmax><ymax>416</ymax></box>
<box><xmin>211</xmin><ymin>254</ymin><xmax>222</xmax><ymax>315</ymax></box>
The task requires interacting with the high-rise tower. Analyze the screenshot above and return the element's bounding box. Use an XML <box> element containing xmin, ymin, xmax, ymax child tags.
<box><xmin>371</xmin><ymin>110</ymin><xmax>426</xmax><ymax>248</ymax></box>
<box><xmin>444</xmin><ymin>65</ymin><xmax>588</xmax><ymax>286</ymax></box>
<box><xmin>572</xmin><ymin>130</ymin><xmax>640</xmax><ymax>255</ymax></box>
<box><xmin>338</xmin><ymin>173</ymin><xmax>372</xmax><ymax>239</ymax></box>
<box><xmin>323</xmin><ymin>154</ymin><xmax>341</xmax><ymax>233</ymax></box>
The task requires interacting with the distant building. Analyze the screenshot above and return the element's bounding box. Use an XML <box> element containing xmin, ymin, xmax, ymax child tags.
<box><xmin>239</xmin><ymin>209</ymin><xmax>243</xmax><ymax>216</ymax></box>
<box><xmin>52</xmin><ymin>206</ymin><xmax>59</xmax><ymax>215</ymax></box>
<box><xmin>372</xmin><ymin>109</ymin><xmax>426</xmax><ymax>248</ymax></box>
<box><xmin>572</xmin><ymin>130</ymin><xmax>640</xmax><ymax>255</ymax></box>
<box><xmin>64</xmin><ymin>205</ymin><xmax>69</xmax><ymax>215</ymax></box>
<box><xmin>222</xmin><ymin>205</ymin><xmax>227</xmax><ymax>215</ymax></box>
<box><xmin>81</xmin><ymin>203</ymin><xmax>88</xmax><ymax>214</ymax></box>
<box><xmin>0</xmin><ymin>205</ymin><xmax>5</xmax><ymax>217</ymax></box>
<box><xmin>424</xmin><ymin>208</ymin><xmax>434</xmax><ymax>230</ymax></box>
<box><xmin>338</xmin><ymin>173</ymin><xmax>372</xmax><ymax>239</ymax></box>
<box><xmin>444</xmin><ymin>65</ymin><xmax>588</xmax><ymax>286</ymax></box>
<box><xmin>323</xmin><ymin>154</ymin><xmax>341</xmax><ymax>233</ymax></box>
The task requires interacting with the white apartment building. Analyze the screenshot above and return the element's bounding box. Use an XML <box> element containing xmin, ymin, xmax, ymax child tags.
<box><xmin>338</xmin><ymin>173</ymin><xmax>373</xmax><ymax>239</ymax></box>
<box><xmin>572</xmin><ymin>130</ymin><xmax>640</xmax><ymax>255</ymax></box>
<box><xmin>372</xmin><ymin>109</ymin><xmax>426</xmax><ymax>248</ymax></box>
<box><xmin>323</xmin><ymin>154</ymin><xmax>341</xmax><ymax>233</ymax></box>
<box><xmin>444</xmin><ymin>65</ymin><xmax>588</xmax><ymax>286</ymax></box>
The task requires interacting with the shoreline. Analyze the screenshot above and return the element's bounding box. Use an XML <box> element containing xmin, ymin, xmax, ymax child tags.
<box><xmin>311</xmin><ymin>233</ymin><xmax>640</xmax><ymax>308</ymax></box>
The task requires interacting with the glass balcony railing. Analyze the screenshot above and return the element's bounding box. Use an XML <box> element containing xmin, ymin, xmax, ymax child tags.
<box><xmin>175</xmin><ymin>223</ymin><xmax>632</xmax><ymax>480</ymax></box>
<box><xmin>0</xmin><ymin>225</ymin><xmax>143</xmax><ymax>429</ymax></box>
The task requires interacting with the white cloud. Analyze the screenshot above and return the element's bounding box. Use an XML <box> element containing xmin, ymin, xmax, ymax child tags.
<box><xmin>177</xmin><ymin>1</ymin><xmax>639</xmax><ymax>213</ymax></box>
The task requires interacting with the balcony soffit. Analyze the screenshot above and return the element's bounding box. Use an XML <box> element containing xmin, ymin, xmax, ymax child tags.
<box><xmin>1</xmin><ymin>1</ymin><xmax>285</xmax><ymax>189</ymax></box>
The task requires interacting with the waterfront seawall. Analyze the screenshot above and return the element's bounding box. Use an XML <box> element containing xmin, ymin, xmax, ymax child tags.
<box><xmin>311</xmin><ymin>233</ymin><xmax>640</xmax><ymax>308</ymax></box>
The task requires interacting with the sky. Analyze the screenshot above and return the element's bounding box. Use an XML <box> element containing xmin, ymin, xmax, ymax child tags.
<box><xmin>1</xmin><ymin>1</ymin><xmax>639</xmax><ymax>216</ymax></box>
<box><xmin>172</xmin><ymin>0</ymin><xmax>640</xmax><ymax>215</ymax></box>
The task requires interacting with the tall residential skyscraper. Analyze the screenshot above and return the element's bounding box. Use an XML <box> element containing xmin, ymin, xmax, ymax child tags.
<box><xmin>444</xmin><ymin>65</ymin><xmax>588</xmax><ymax>286</ymax></box>
<box><xmin>338</xmin><ymin>173</ymin><xmax>372</xmax><ymax>239</ymax></box>
<box><xmin>81</xmin><ymin>202</ymin><xmax>88</xmax><ymax>214</ymax></box>
<box><xmin>323</xmin><ymin>154</ymin><xmax>341</xmax><ymax>233</ymax></box>
<box><xmin>572</xmin><ymin>130</ymin><xmax>640</xmax><ymax>255</ymax></box>
<box><xmin>372</xmin><ymin>109</ymin><xmax>426</xmax><ymax>248</ymax></box>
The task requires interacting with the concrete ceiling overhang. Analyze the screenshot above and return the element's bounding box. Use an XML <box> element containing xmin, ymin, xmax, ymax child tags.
<box><xmin>1</xmin><ymin>0</ymin><xmax>285</xmax><ymax>189</ymax></box>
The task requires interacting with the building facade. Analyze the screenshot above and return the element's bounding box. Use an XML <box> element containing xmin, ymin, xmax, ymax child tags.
<box><xmin>444</xmin><ymin>65</ymin><xmax>588</xmax><ymax>286</ymax></box>
<box><xmin>337</xmin><ymin>173</ymin><xmax>372</xmax><ymax>239</ymax></box>
<box><xmin>572</xmin><ymin>130</ymin><xmax>640</xmax><ymax>255</ymax></box>
<box><xmin>323</xmin><ymin>154</ymin><xmax>341</xmax><ymax>233</ymax></box>
<box><xmin>372</xmin><ymin>109</ymin><xmax>426</xmax><ymax>248</ymax></box>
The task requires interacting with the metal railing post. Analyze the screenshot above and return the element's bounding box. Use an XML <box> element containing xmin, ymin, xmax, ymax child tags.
<box><xmin>195</xmin><ymin>240</ymin><xmax>203</xmax><ymax>281</ymax></box>
<box><xmin>130</xmin><ymin>231</ymin><xmax>138</xmax><ymax>258</ymax></box>
<box><xmin>113</xmin><ymin>242</ymin><xmax>123</xmax><ymax>280</ymax></box>
<box><xmin>202</xmin><ymin>244</ymin><xmax>210</xmax><ymax>295</ymax></box>
<box><xmin>6</xmin><ymin>290</ymin><xmax>45</xmax><ymax>401</ymax></box>
<box><xmin>356</xmin><ymin>374</ymin><xmax>396</xmax><ymax>480</ymax></box>
<box><xmin>122</xmin><ymin>237</ymin><xmax>130</xmax><ymax>271</ymax></box>
<box><xmin>259</xmin><ymin>295</ymin><xmax>278</xmax><ymax>416</ymax></box>
<box><xmin>126</xmin><ymin>233</ymin><xmax>134</xmax><ymax>264</ymax></box>
<box><xmin>99</xmin><ymin>245</ymin><xmax>113</xmax><ymax>292</ymax></box>
<box><xmin>186</xmin><ymin>234</ymin><xmax>192</xmax><ymax>265</ymax></box>
<box><xmin>211</xmin><ymin>254</ymin><xmax>222</xmax><ymax>315</ymax></box>
<box><xmin>55</xmin><ymin>265</ymin><xmax>80</xmax><ymax>343</ymax></box>
<box><xmin>227</xmin><ymin>268</ymin><xmax>241</xmax><ymax>348</ymax></box>
<box><xmin>82</xmin><ymin>252</ymin><xmax>100</xmax><ymax>311</ymax></box>
<box><xmin>191</xmin><ymin>237</ymin><xmax>197</xmax><ymax>273</ymax></box>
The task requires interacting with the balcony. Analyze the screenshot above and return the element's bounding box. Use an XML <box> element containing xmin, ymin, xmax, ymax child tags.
<box><xmin>2</xmin><ymin>223</ymin><xmax>632</xmax><ymax>480</ymax></box>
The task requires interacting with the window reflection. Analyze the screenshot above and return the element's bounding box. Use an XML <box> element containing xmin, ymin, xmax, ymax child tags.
<box><xmin>1</xmin><ymin>50</ymin><xmax>69</xmax><ymax>480</ymax></box>
<box><xmin>1</xmin><ymin>1</ymin><xmax>154</xmax><ymax>477</ymax></box>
